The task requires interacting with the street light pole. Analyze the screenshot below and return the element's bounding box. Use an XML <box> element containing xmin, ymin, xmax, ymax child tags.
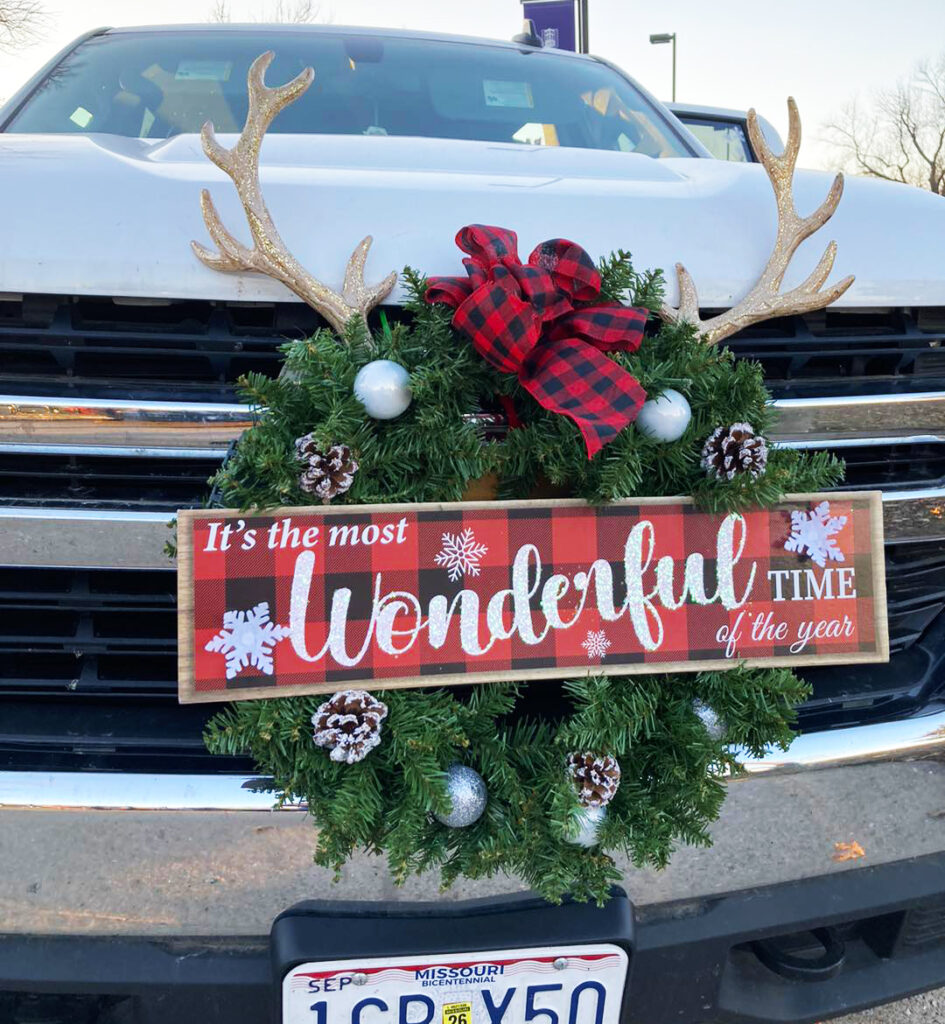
<box><xmin>671</xmin><ymin>33</ymin><xmax>676</xmax><ymax>101</ymax></box>
<box><xmin>649</xmin><ymin>32</ymin><xmax>677</xmax><ymax>101</ymax></box>
<box><xmin>577</xmin><ymin>0</ymin><xmax>590</xmax><ymax>53</ymax></box>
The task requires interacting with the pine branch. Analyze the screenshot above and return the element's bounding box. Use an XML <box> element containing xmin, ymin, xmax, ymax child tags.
<box><xmin>201</xmin><ymin>248</ymin><xmax>841</xmax><ymax>903</ymax></box>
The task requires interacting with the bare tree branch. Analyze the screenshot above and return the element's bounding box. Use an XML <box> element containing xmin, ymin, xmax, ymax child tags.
<box><xmin>267</xmin><ymin>0</ymin><xmax>319</xmax><ymax>22</ymax></box>
<box><xmin>206</xmin><ymin>0</ymin><xmax>330</xmax><ymax>22</ymax></box>
<box><xmin>0</xmin><ymin>0</ymin><xmax>45</xmax><ymax>52</ymax></box>
<box><xmin>823</xmin><ymin>53</ymin><xmax>945</xmax><ymax>195</ymax></box>
<box><xmin>207</xmin><ymin>0</ymin><xmax>230</xmax><ymax>22</ymax></box>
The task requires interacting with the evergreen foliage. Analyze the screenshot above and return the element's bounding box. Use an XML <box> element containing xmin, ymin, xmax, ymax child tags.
<box><xmin>203</xmin><ymin>252</ymin><xmax>840</xmax><ymax>903</ymax></box>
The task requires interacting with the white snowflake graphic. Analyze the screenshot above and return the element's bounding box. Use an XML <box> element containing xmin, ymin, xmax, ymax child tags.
<box><xmin>581</xmin><ymin>629</ymin><xmax>612</xmax><ymax>660</ymax></box>
<box><xmin>434</xmin><ymin>528</ymin><xmax>489</xmax><ymax>582</ymax></box>
<box><xmin>784</xmin><ymin>500</ymin><xmax>847</xmax><ymax>569</ymax></box>
<box><xmin>204</xmin><ymin>601</ymin><xmax>290</xmax><ymax>680</ymax></box>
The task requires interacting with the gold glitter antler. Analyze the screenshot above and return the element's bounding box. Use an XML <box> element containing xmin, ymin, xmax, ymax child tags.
<box><xmin>659</xmin><ymin>98</ymin><xmax>855</xmax><ymax>345</ymax></box>
<box><xmin>192</xmin><ymin>51</ymin><xmax>397</xmax><ymax>336</ymax></box>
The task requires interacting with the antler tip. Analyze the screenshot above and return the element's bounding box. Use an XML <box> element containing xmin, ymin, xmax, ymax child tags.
<box><xmin>190</xmin><ymin>239</ymin><xmax>221</xmax><ymax>267</ymax></box>
<box><xmin>833</xmin><ymin>273</ymin><xmax>856</xmax><ymax>295</ymax></box>
<box><xmin>662</xmin><ymin>96</ymin><xmax>850</xmax><ymax>344</ymax></box>
<box><xmin>378</xmin><ymin>269</ymin><xmax>398</xmax><ymax>295</ymax></box>
<box><xmin>252</xmin><ymin>50</ymin><xmax>276</xmax><ymax>70</ymax></box>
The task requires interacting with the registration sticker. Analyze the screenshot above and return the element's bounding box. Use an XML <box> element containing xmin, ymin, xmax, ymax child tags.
<box><xmin>175</xmin><ymin>60</ymin><xmax>232</xmax><ymax>82</ymax></box>
<box><xmin>483</xmin><ymin>79</ymin><xmax>534</xmax><ymax>108</ymax></box>
<box><xmin>282</xmin><ymin>944</ymin><xmax>627</xmax><ymax>1023</ymax></box>
<box><xmin>441</xmin><ymin>1001</ymin><xmax>471</xmax><ymax>1024</ymax></box>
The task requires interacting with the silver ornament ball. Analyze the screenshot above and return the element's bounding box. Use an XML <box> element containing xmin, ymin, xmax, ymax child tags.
<box><xmin>353</xmin><ymin>359</ymin><xmax>412</xmax><ymax>420</ymax></box>
<box><xmin>693</xmin><ymin>698</ymin><xmax>726</xmax><ymax>741</ymax></box>
<box><xmin>636</xmin><ymin>388</ymin><xmax>692</xmax><ymax>442</ymax></box>
<box><xmin>435</xmin><ymin>763</ymin><xmax>487</xmax><ymax>828</ymax></box>
<box><xmin>565</xmin><ymin>804</ymin><xmax>607</xmax><ymax>848</ymax></box>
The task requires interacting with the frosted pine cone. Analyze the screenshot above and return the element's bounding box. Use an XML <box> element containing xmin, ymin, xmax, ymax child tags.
<box><xmin>312</xmin><ymin>690</ymin><xmax>388</xmax><ymax>764</ymax></box>
<box><xmin>295</xmin><ymin>435</ymin><xmax>358</xmax><ymax>502</ymax></box>
<box><xmin>701</xmin><ymin>422</ymin><xmax>768</xmax><ymax>481</ymax></box>
<box><xmin>567</xmin><ymin>752</ymin><xmax>621</xmax><ymax>808</ymax></box>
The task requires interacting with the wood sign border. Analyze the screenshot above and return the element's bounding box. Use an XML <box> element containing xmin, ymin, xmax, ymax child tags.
<box><xmin>177</xmin><ymin>492</ymin><xmax>888</xmax><ymax>704</ymax></box>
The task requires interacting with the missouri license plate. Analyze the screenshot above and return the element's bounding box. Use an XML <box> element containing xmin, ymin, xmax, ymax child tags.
<box><xmin>282</xmin><ymin>944</ymin><xmax>628</xmax><ymax>1023</ymax></box>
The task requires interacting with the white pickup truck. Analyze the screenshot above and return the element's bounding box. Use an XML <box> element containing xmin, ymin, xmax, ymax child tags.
<box><xmin>0</xmin><ymin>23</ymin><xmax>944</xmax><ymax>1024</ymax></box>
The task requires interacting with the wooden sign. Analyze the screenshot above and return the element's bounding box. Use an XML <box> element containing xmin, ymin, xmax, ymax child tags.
<box><xmin>177</xmin><ymin>492</ymin><xmax>888</xmax><ymax>703</ymax></box>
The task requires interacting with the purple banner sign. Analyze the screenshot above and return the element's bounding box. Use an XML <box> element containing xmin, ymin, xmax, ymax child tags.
<box><xmin>522</xmin><ymin>0</ymin><xmax>577</xmax><ymax>51</ymax></box>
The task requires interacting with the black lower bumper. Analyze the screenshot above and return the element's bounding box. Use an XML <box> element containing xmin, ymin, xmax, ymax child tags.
<box><xmin>2</xmin><ymin>853</ymin><xmax>945</xmax><ymax>1024</ymax></box>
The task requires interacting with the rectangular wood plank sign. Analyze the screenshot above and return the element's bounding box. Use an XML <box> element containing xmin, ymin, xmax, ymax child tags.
<box><xmin>177</xmin><ymin>492</ymin><xmax>888</xmax><ymax>703</ymax></box>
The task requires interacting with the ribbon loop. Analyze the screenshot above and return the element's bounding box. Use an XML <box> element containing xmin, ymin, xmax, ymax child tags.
<box><xmin>426</xmin><ymin>224</ymin><xmax>649</xmax><ymax>458</ymax></box>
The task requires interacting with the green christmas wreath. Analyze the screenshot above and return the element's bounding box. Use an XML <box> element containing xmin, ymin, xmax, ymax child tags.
<box><xmin>202</xmin><ymin>254</ymin><xmax>841</xmax><ymax>904</ymax></box>
<box><xmin>179</xmin><ymin>54</ymin><xmax>856</xmax><ymax>904</ymax></box>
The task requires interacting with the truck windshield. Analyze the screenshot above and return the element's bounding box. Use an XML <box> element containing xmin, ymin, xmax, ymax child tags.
<box><xmin>4</xmin><ymin>28</ymin><xmax>692</xmax><ymax>157</ymax></box>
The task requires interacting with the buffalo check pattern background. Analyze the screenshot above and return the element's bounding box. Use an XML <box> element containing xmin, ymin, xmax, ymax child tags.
<box><xmin>182</xmin><ymin>496</ymin><xmax>885</xmax><ymax>700</ymax></box>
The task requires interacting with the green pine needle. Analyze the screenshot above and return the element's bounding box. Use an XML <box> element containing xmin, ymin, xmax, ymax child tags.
<box><xmin>202</xmin><ymin>251</ymin><xmax>834</xmax><ymax>904</ymax></box>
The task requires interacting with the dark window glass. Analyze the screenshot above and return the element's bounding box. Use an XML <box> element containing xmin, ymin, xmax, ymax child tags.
<box><xmin>676</xmin><ymin>115</ymin><xmax>753</xmax><ymax>162</ymax></box>
<box><xmin>5</xmin><ymin>30</ymin><xmax>691</xmax><ymax>156</ymax></box>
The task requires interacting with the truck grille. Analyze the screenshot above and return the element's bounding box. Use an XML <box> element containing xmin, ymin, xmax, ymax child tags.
<box><xmin>0</xmin><ymin>444</ymin><xmax>940</xmax><ymax>510</ymax></box>
<box><xmin>0</xmin><ymin>542</ymin><xmax>941</xmax><ymax>701</ymax></box>
<box><xmin>0</xmin><ymin>296</ymin><xmax>943</xmax><ymax>769</ymax></box>
<box><xmin>0</xmin><ymin>544</ymin><xmax>942</xmax><ymax>769</ymax></box>
<box><xmin>833</xmin><ymin>440</ymin><xmax>945</xmax><ymax>493</ymax></box>
<box><xmin>0</xmin><ymin>294</ymin><xmax>321</xmax><ymax>394</ymax></box>
<box><xmin>0</xmin><ymin>296</ymin><xmax>942</xmax><ymax>396</ymax></box>
<box><xmin>724</xmin><ymin>305</ymin><xmax>945</xmax><ymax>397</ymax></box>
<box><xmin>0</xmin><ymin>451</ymin><xmax>222</xmax><ymax>511</ymax></box>
<box><xmin>0</xmin><ymin>567</ymin><xmax>176</xmax><ymax>697</ymax></box>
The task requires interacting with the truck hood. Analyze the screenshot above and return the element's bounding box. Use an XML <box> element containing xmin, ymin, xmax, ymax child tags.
<box><xmin>0</xmin><ymin>132</ymin><xmax>942</xmax><ymax>308</ymax></box>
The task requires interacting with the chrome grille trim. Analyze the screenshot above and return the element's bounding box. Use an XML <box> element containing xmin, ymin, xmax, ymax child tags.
<box><xmin>775</xmin><ymin>434</ymin><xmax>945</xmax><ymax>450</ymax></box>
<box><xmin>881</xmin><ymin>488</ymin><xmax>945</xmax><ymax>542</ymax></box>
<box><xmin>0</xmin><ymin>395</ymin><xmax>253</xmax><ymax>450</ymax></box>
<box><xmin>0</xmin><ymin>489</ymin><xmax>941</xmax><ymax>570</ymax></box>
<box><xmin>770</xmin><ymin>392</ymin><xmax>945</xmax><ymax>442</ymax></box>
<box><xmin>0</xmin><ymin>442</ymin><xmax>225</xmax><ymax>459</ymax></box>
<box><xmin>0</xmin><ymin>508</ymin><xmax>173</xmax><ymax>569</ymax></box>
<box><xmin>2</xmin><ymin>392</ymin><xmax>945</xmax><ymax>451</ymax></box>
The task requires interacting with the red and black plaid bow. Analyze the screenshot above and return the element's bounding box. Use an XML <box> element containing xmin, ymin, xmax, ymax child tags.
<box><xmin>425</xmin><ymin>224</ymin><xmax>648</xmax><ymax>458</ymax></box>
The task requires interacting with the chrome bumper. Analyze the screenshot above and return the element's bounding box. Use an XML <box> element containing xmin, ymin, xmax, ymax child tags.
<box><xmin>1</xmin><ymin>705</ymin><xmax>943</xmax><ymax>812</ymax></box>
<box><xmin>1</xmin><ymin>712</ymin><xmax>944</xmax><ymax>937</ymax></box>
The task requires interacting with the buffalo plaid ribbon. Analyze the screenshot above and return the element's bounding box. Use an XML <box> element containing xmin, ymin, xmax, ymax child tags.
<box><xmin>425</xmin><ymin>224</ymin><xmax>648</xmax><ymax>458</ymax></box>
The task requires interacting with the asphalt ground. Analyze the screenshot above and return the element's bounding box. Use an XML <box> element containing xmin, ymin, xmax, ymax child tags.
<box><xmin>835</xmin><ymin>987</ymin><xmax>945</xmax><ymax>1021</ymax></box>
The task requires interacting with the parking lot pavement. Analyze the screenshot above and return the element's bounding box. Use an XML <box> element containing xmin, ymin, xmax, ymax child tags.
<box><xmin>835</xmin><ymin>988</ymin><xmax>945</xmax><ymax>1021</ymax></box>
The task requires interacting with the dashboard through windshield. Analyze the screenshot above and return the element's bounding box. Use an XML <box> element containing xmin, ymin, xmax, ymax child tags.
<box><xmin>4</xmin><ymin>29</ymin><xmax>693</xmax><ymax>157</ymax></box>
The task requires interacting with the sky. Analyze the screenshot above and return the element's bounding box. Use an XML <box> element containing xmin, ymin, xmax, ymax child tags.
<box><xmin>2</xmin><ymin>0</ymin><xmax>944</xmax><ymax>168</ymax></box>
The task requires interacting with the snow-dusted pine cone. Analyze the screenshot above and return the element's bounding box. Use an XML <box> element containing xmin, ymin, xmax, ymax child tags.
<box><xmin>701</xmin><ymin>422</ymin><xmax>768</xmax><ymax>481</ymax></box>
<box><xmin>295</xmin><ymin>435</ymin><xmax>358</xmax><ymax>502</ymax></box>
<box><xmin>312</xmin><ymin>690</ymin><xmax>388</xmax><ymax>764</ymax></box>
<box><xmin>567</xmin><ymin>752</ymin><xmax>621</xmax><ymax>808</ymax></box>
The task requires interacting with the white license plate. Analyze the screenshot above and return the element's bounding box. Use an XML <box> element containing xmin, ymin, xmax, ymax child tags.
<box><xmin>282</xmin><ymin>943</ymin><xmax>628</xmax><ymax>1024</ymax></box>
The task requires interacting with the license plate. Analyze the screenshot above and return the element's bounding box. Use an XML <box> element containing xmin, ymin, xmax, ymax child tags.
<box><xmin>282</xmin><ymin>943</ymin><xmax>628</xmax><ymax>1023</ymax></box>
